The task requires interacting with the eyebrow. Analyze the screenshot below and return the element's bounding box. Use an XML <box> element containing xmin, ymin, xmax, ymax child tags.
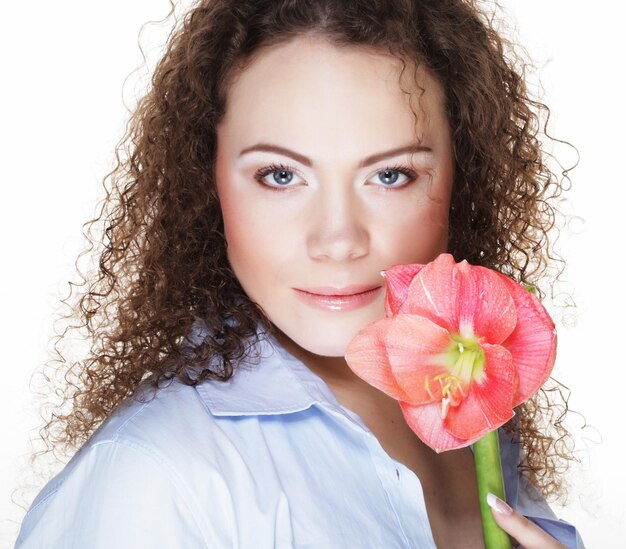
<box><xmin>238</xmin><ymin>143</ymin><xmax>433</xmax><ymax>168</ymax></box>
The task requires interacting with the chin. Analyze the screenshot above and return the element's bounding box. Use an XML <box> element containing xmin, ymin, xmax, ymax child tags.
<box><xmin>271</xmin><ymin>310</ymin><xmax>382</xmax><ymax>358</ymax></box>
<box><xmin>309</xmin><ymin>342</ymin><xmax>348</xmax><ymax>358</ymax></box>
<box><xmin>294</xmin><ymin>330</ymin><xmax>356</xmax><ymax>358</ymax></box>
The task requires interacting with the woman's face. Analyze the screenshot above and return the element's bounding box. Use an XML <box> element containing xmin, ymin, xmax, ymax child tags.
<box><xmin>215</xmin><ymin>34</ymin><xmax>454</xmax><ymax>359</ymax></box>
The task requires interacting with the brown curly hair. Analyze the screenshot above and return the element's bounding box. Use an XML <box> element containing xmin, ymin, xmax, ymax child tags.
<box><xmin>28</xmin><ymin>0</ymin><xmax>580</xmax><ymax>504</ymax></box>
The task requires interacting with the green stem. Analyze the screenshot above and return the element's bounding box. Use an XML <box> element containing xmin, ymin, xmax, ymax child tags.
<box><xmin>473</xmin><ymin>430</ymin><xmax>512</xmax><ymax>549</ymax></box>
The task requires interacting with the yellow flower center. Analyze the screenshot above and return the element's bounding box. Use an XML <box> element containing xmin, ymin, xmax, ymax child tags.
<box><xmin>425</xmin><ymin>334</ymin><xmax>486</xmax><ymax>419</ymax></box>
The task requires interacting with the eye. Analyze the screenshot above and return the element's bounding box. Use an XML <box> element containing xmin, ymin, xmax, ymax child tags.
<box><xmin>368</xmin><ymin>164</ymin><xmax>418</xmax><ymax>189</ymax></box>
<box><xmin>253</xmin><ymin>162</ymin><xmax>419</xmax><ymax>191</ymax></box>
<box><xmin>253</xmin><ymin>163</ymin><xmax>304</xmax><ymax>191</ymax></box>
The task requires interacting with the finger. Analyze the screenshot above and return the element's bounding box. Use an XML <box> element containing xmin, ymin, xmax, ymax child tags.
<box><xmin>486</xmin><ymin>493</ymin><xmax>567</xmax><ymax>549</ymax></box>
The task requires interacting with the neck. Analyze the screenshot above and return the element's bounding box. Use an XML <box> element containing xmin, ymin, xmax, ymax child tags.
<box><xmin>272</xmin><ymin>329</ymin><xmax>367</xmax><ymax>386</ymax></box>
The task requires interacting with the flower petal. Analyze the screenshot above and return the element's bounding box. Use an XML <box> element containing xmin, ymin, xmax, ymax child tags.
<box><xmin>399</xmin><ymin>400</ymin><xmax>481</xmax><ymax>453</ymax></box>
<box><xmin>384</xmin><ymin>314</ymin><xmax>453</xmax><ymax>405</ymax></box>
<box><xmin>405</xmin><ymin>254</ymin><xmax>517</xmax><ymax>344</ymax></box>
<box><xmin>495</xmin><ymin>273</ymin><xmax>557</xmax><ymax>406</ymax></box>
<box><xmin>444</xmin><ymin>343</ymin><xmax>516</xmax><ymax>440</ymax></box>
<box><xmin>407</xmin><ymin>253</ymin><xmax>460</xmax><ymax>332</ymax></box>
<box><xmin>456</xmin><ymin>264</ymin><xmax>517</xmax><ymax>344</ymax></box>
<box><xmin>383</xmin><ymin>263</ymin><xmax>427</xmax><ymax>316</ymax></box>
<box><xmin>345</xmin><ymin>318</ymin><xmax>412</xmax><ymax>401</ymax></box>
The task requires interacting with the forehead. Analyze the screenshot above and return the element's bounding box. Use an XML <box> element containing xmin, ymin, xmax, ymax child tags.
<box><xmin>217</xmin><ymin>35</ymin><xmax>448</xmax><ymax>155</ymax></box>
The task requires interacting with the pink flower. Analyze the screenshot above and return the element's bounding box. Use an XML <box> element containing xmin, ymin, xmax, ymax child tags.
<box><xmin>344</xmin><ymin>253</ymin><xmax>556</xmax><ymax>452</ymax></box>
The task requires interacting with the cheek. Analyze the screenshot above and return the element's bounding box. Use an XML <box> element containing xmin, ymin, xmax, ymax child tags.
<box><xmin>218</xmin><ymin>185</ymin><xmax>293</xmax><ymax>295</ymax></box>
<box><xmin>216</xmin><ymin>173</ymin><xmax>255</xmax><ymax>277</ymax></box>
<box><xmin>379</xmin><ymin>192</ymin><xmax>450</xmax><ymax>261</ymax></box>
<box><xmin>423</xmin><ymin>198</ymin><xmax>450</xmax><ymax>238</ymax></box>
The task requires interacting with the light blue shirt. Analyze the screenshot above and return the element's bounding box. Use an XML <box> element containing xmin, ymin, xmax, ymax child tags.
<box><xmin>15</xmin><ymin>322</ymin><xmax>585</xmax><ymax>548</ymax></box>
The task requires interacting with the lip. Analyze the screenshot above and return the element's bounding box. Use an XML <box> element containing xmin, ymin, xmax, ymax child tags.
<box><xmin>297</xmin><ymin>284</ymin><xmax>382</xmax><ymax>296</ymax></box>
<box><xmin>294</xmin><ymin>285</ymin><xmax>383</xmax><ymax>311</ymax></box>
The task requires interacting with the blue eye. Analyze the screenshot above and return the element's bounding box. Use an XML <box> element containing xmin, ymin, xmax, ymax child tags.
<box><xmin>253</xmin><ymin>162</ymin><xmax>418</xmax><ymax>191</ymax></box>
<box><xmin>254</xmin><ymin>163</ymin><xmax>302</xmax><ymax>189</ymax></box>
<box><xmin>374</xmin><ymin>165</ymin><xmax>418</xmax><ymax>187</ymax></box>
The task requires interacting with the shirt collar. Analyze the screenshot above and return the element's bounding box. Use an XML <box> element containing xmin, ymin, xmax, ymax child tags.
<box><xmin>189</xmin><ymin>317</ymin><xmax>521</xmax><ymax>504</ymax></box>
<box><xmin>191</xmin><ymin>318</ymin><xmax>350</xmax><ymax>418</ymax></box>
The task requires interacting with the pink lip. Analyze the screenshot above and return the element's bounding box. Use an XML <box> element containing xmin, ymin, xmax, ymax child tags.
<box><xmin>297</xmin><ymin>284</ymin><xmax>381</xmax><ymax>296</ymax></box>
<box><xmin>294</xmin><ymin>286</ymin><xmax>383</xmax><ymax>311</ymax></box>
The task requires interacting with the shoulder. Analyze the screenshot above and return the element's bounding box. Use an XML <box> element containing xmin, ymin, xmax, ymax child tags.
<box><xmin>15</xmin><ymin>379</ymin><xmax>235</xmax><ymax>548</ymax></box>
<box><xmin>86</xmin><ymin>377</ymin><xmax>224</xmax><ymax>458</ymax></box>
<box><xmin>29</xmin><ymin>376</ymin><xmax>236</xmax><ymax>499</ymax></box>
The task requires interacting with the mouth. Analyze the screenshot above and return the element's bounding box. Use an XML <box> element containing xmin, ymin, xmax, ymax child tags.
<box><xmin>293</xmin><ymin>286</ymin><xmax>383</xmax><ymax>311</ymax></box>
<box><xmin>295</xmin><ymin>284</ymin><xmax>382</xmax><ymax>297</ymax></box>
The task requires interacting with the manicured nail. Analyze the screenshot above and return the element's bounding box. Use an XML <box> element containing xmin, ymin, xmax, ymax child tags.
<box><xmin>486</xmin><ymin>492</ymin><xmax>513</xmax><ymax>516</ymax></box>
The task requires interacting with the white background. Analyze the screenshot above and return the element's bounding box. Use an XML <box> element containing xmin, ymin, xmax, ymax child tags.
<box><xmin>1</xmin><ymin>1</ymin><xmax>623</xmax><ymax>546</ymax></box>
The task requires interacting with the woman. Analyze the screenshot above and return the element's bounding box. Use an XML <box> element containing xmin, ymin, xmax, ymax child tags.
<box><xmin>15</xmin><ymin>0</ymin><xmax>584</xmax><ymax>547</ymax></box>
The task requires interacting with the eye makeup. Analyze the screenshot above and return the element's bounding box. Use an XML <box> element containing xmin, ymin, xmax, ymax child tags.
<box><xmin>253</xmin><ymin>162</ymin><xmax>419</xmax><ymax>192</ymax></box>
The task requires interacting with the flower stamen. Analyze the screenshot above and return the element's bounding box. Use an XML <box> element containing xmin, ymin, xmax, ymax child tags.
<box><xmin>441</xmin><ymin>396</ymin><xmax>451</xmax><ymax>419</ymax></box>
<box><xmin>433</xmin><ymin>334</ymin><xmax>487</xmax><ymax>418</ymax></box>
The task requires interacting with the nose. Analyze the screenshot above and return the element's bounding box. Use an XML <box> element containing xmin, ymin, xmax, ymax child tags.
<box><xmin>306</xmin><ymin>180</ymin><xmax>369</xmax><ymax>262</ymax></box>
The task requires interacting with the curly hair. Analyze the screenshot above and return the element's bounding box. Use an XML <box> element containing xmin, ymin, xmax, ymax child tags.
<box><xmin>29</xmin><ymin>0</ymin><xmax>579</xmax><ymax>504</ymax></box>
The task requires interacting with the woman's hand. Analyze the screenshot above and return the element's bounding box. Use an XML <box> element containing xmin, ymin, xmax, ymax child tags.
<box><xmin>487</xmin><ymin>493</ymin><xmax>568</xmax><ymax>549</ymax></box>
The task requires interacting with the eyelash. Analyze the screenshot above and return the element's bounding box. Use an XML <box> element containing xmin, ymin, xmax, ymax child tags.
<box><xmin>253</xmin><ymin>162</ymin><xmax>419</xmax><ymax>192</ymax></box>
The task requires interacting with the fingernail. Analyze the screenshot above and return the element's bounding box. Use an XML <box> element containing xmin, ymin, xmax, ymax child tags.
<box><xmin>486</xmin><ymin>492</ymin><xmax>513</xmax><ymax>516</ymax></box>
